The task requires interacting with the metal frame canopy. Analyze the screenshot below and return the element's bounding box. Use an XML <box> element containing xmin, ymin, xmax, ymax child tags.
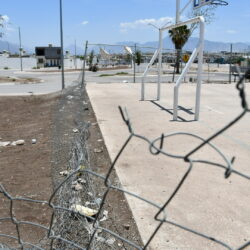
<box><xmin>141</xmin><ymin>0</ymin><xmax>214</xmax><ymax>121</ymax></box>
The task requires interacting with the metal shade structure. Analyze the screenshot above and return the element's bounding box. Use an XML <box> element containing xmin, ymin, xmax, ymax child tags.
<box><xmin>124</xmin><ymin>46</ymin><xmax>133</xmax><ymax>55</ymax></box>
<box><xmin>99</xmin><ymin>48</ymin><xmax>111</xmax><ymax>59</ymax></box>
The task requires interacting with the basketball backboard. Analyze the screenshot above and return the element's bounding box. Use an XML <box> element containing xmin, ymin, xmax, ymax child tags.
<box><xmin>193</xmin><ymin>0</ymin><xmax>212</xmax><ymax>9</ymax></box>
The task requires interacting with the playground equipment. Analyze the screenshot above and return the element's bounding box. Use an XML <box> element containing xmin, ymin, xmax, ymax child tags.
<box><xmin>141</xmin><ymin>0</ymin><xmax>228</xmax><ymax>121</ymax></box>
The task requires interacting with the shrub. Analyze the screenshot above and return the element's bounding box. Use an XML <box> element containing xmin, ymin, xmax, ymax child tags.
<box><xmin>91</xmin><ymin>64</ymin><xmax>99</xmax><ymax>72</ymax></box>
<box><xmin>4</xmin><ymin>66</ymin><xmax>9</xmax><ymax>70</ymax></box>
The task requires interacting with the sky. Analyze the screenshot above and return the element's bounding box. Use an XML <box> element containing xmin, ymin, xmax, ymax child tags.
<box><xmin>0</xmin><ymin>0</ymin><xmax>250</xmax><ymax>49</ymax></box>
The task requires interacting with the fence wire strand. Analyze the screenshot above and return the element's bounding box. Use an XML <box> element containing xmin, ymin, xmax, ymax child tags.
<box><xmin>0</xmin><ymin>69</ymin><xmax>250</xmax><ymax>249</ymax></box>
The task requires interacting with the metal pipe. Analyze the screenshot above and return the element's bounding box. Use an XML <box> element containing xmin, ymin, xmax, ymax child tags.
<box><xmin>161</xmin><ymin>16</ymin><xmax>202</xmax><ymax>31</ymax></box>
<box><xmin>229</xmin><ymin>43</ymin><xmax>232</xmax><ymax>84</ymax></box>
<box><xmin>172</xmin><ymin>16</ymin><xmax>205</xmax><ymax>121</ymax></box>
<box><xmin>59</xmin><ymin>0</ymin><xmax>65</xmax><ymax>90</ymax></box>
<box><xmin>81</xmin><ymin>40</ymin><xmax>88</xmax><ymax>87</ymax></box>
<box><xmin>141</xmin><ymin>49</ymin><xmax>159</xmax><ymax>100</ymax></box>
<box><xmin>194</xmin><ymin>17</ymin><xmax>205</xmax><ymax>121</ymax></box>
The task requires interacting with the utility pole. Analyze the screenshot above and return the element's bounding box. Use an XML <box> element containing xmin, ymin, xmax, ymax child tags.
<box><xmin>18</xmin><ymin>27</ymin><xmax>23</xmax><ymax>71</ymax></box>
<box><xmin>59</xmin><ymin>0</ymin><xmax>65</xmax><ymax>90</ymax></box>
<box><xmin>229</xmin><ymin>43</ymin><xmax>232</xmax><ymax>84</ymax></box>
<box><xmin>74</xmin><ymin>39</ymin><xmax>77</xmax><ymax>69</ymax></box>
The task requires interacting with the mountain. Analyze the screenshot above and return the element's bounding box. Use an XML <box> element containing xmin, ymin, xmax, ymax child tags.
<box><xmin>0</xmin><ymin>40</ymin><xmax>33</xmax><ymax>54</ymax></box>
<box><xmin>118</xmin><ymin>38</ymin><xmax>250</xmax><ymax>53</ymax></box>
<box><xmin>2</xmin><ymin>38</ymin><xmax>249</xmax><ymax>55</ymax></box>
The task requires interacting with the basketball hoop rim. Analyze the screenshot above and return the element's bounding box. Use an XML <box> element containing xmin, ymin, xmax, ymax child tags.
<box><xmin>210</xmin><ymin>0</ymin><xmax>228</xmax><ymax>6</ymax></box>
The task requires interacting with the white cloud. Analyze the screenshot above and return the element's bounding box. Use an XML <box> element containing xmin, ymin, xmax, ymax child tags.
<box><xmin>81</xmin><ymin>21</ymin><xmax>89</xmax><ymax>25</ymax></box>
<box><xmin>226</xmin><ymin>29</ymin><xmax>237</xmax><ymax>34</ymax></box>
<box><xmin>120</xmin><ymin>16</ymin><xmax>174</xmax><ymax>32</ymax></box>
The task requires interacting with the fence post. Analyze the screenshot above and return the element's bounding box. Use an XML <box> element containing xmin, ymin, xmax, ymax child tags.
<box><xmin>133</xmin><ymin>44</ymin><xmax>136</xmax><ymax>83</ymax></box>
<box><xmin>81</xmin><ymin>40</ymin><xmax>88</xmax><ymax>88</ymax></box>
<box><xmin>229</xmin><ymin>43</ymin><xmax>233</xmax><ymax>84</ymax></box>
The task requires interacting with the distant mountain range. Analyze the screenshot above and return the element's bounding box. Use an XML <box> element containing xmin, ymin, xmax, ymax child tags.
<box><xmin>0</xmin><ymin>40</ymin><xmax>32</xmax><ymax>54</ymax></box>
<box><xmin>1</xmin><ymin>38</ymin><xmax>249</xmax><ymax>55</ymax></box>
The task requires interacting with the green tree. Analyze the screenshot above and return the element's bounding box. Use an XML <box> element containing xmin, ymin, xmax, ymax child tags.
<box><xmin>88</xmin><ymin>50</ymin><xmax>95</xmax><ymax>70</ymax></box>
<box><xmin>169</xmin><ymin>25</ymin><xmax>191</xmax><ymax>74</ymax></box>
<box><xmin>135</xmin><ymin>50</ymin><xmax>142</xmax><ymax>66</ymax></box>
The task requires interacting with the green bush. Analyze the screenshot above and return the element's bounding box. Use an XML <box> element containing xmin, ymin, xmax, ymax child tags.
<box><xmin>4</xmin><ymin>66</ymin><xmax>9</xmax><ymax>70</ymax></box>
<box><xmin>116</xmin><ymin>72</ymin><xmax>128</xmax><ymax>75</ymax></box>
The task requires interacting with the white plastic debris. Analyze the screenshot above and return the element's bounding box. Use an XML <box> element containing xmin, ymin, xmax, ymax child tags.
<box><xmin>0</xmin><ymin>141</ymin><xmax>11</xmax><ymax>147</ymax></box>
<box><xmin>71</xmin><ymin>204</ymin><xmax>98</xmax><ymax>217</ymax></box>
<box><xmin>77</xmin><ymin>178</ymin><xmax>86</xmax><ymax>184</ymax></box>
<box><xmin>96</xmin><ymin>236</ymin><xmax>106</xmax><ymax>243</ymax></box>
<box><xmin>94</xmin><ymin>148</ymin><xmax>103</xmax><ymax>153</ymax></box>
<box><xmin>122</xmin><ymin>80</ymin><xmax>128</xmax><ymax>83</ymax></box>
<box><xmin>59</xmin><ymin>170</ymin><xmax>69</xmax><ymax>176</ymax></box>
<box><xmin>87</xmin><ymin>192</ymin><xmax>93</xmax><ymax>197</ymax></box>
<box><xmin>73</xmin><ymin>128</ymin><xmax>79</xmax><ymax>133</ymax></box>
<box><xmin>31</xmin><ymin>139</ymin><xmax>37</xmax><ymax>144</ymax></box>
<box><xmin>15</xmin><ymin>140</ymin><xmax>25</xmax><ymax>145</ymax></box>
<box><xmin>106</xmin><ymin>237</ymin><xmax>116</xmax><ymax>245</ymax></box>
<box><xmin>100</xmin><ymin>210</ymin><xmax>108</xmax><ymax>222</ymax></box>
<box><xmin>67</xmin><ymin>95</ymin><xmax>74</xmax><ymax>100</ymax></box>
<box><xmin>97</xmin><ymin>139</ymin><xmax>103</xmax><ymax>142</ymax></box>
<box><xmin>73</xmin><ymin>183</ymin><xmax>83</xmax><ymax>191</ymax></box>
<box><xmin>11</xmin><ymin>140</ymin><xmax>25</xmax><ymax>146</ymax></box>
<box><xmin>95</xmin><ymin>198</ymin><xmax>102</xmax><ymax>205</ymax></box>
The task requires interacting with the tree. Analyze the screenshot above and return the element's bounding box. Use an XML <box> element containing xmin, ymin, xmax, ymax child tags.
<box><xmin>169</xmin><ymin>25</ymin><xmax>191</xmax><ymax>74</ymax></box>
<box><xmin>88</xmin><ymin>50</ymin><xmax>95</xmax><ymax>69</ymax></box>
<box><xmin>135</xmin><ymin>50</ymin><xmax>142</xmax><ymax>66</ymax></box>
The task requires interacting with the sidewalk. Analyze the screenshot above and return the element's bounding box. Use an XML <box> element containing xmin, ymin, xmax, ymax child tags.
<box><xmin>87</xmin><ymin>82</ymin><xmax>250</xmax><ymax>249</ymax></box>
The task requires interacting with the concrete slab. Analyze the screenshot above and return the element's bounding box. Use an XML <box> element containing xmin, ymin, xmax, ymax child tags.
<box><xmin>87</xmin><ymin>82</ymin><xmax>250</xmax><ymax>250</ymax></box>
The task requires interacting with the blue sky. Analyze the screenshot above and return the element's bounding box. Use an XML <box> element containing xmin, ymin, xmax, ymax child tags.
<box><xmin>1</xmin><ymin>0</ymin><xmax>249</xmax><ymax>49</ymax></box>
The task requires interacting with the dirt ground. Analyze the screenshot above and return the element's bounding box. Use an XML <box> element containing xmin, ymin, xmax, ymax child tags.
<box><xmin>0</xmin><ymin>85</ymin><xmax>143</xmax><ymax>249</ymax></box>
<box><xmin>0</xmin><ymin>94</ymin><xmax>58</xmax><ymax>247</ymax></box>
<box><xmin>0</xmin><ymin>76</ymin><xmax>42</xmax><ymax>84</ymax></box>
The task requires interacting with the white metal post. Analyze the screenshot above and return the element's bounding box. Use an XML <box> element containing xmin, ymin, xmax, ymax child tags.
<box><xmin>141</xmin><ymin>49</ymin><xmax>159</xmax><ymax>100</ymax></box>
<box><xmin>194</xmin><ymin>17</ymin><xmax>205</xmax><ymax>120</ymax></box>
<box><xmin>157</xmin><ymin>30</ymin><xmax>163</xmax><ymax>100</ymax></box>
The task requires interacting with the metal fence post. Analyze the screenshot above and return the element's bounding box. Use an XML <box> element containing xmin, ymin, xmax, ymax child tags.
<box><xmin>133</xmin><ymin>44</ymin><xmax>136</xmax><ymax>83</ymax></box>
<box><xmin>229</xmin><ymin>43</ymin><xmax>233</xmax><ymax>84</ymax></box>
<box><xmin>81</xmin><ymin>40</ymin><xmax>88</xmax><ymax>88</ymax></box>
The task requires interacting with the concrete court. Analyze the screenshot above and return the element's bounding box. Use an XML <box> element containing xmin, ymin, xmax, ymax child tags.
<box><xmin>87</xmin><ymin>82</ymin><xmax>250</xmax><ymax>250</ymax></box>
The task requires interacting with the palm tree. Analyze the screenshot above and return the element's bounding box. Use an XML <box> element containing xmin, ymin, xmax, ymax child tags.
<box><xmin>169</xmin><ymin>25</ymin><xmax>191</xmax><ymax>74</ymax></box>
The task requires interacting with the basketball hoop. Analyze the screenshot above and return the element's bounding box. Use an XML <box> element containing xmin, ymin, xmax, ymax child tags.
<box><xmin>210</xmin><ymin>0</ymin><xmax>228</xmax><ymax>6</ymax></box>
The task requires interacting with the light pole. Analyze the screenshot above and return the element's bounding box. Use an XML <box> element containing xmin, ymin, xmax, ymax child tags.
<box><xmin>59</xmin><ymin>0</ymin><xmax>65</xmax><ymax>90</ymax></box>
<box><xmin>74</xmin><ymin>39</ymin><xmax>77</xmax><ymax>69</ymax></box>
<box><xmin>18</xmin><ymin>27</ymin><xmax>23</xmax><ymax>71</ymax></box>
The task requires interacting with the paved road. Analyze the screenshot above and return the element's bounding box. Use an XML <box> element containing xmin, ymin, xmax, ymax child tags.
<box><xmin>0</xmin><ymin>69</ymin><xmax>81</xmax><ymax>95</ymax></box>
<box><xmin>0</xmin><ymin>63</ymin><xmax>231</xmax><ymax>95</ymax></box>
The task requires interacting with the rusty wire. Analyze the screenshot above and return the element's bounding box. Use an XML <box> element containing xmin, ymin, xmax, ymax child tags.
<box><xmin>0</xmin><ymin>69</ymin><xmax>249</xmax><ymax>249</ymax></box>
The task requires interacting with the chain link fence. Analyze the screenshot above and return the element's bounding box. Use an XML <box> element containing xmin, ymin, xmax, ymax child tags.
<box><xmin>0</xmin><ymin>68</ymin><xmax>249</xmax><ymax>249</ymax></box>
<box><xmin>82</xmin><ymin>42</ymin><xmax>250</xmax><ymax>85</ymax></box>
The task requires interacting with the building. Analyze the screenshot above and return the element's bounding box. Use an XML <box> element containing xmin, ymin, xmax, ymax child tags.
<box><xmin>35</xmin><ymin>44</ymin><xmax>61</xmax><ymax>68</ymax></box>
